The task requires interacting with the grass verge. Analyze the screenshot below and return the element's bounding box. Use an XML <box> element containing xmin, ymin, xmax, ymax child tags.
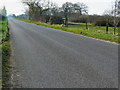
<box><xmin>16</xmin><ymin>18</ymin><xmax>119</xmax><ymax>43</ymax></box>
<box><xmin>0</xmin><ymin>17</ymin><xmax>11</xmax><ymax>88</ymax></box>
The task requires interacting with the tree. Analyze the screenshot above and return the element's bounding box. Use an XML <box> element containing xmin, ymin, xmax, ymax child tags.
<box><xmin>62</xmin><ymin>2</ymin><xmax>73</xmax><ymax>27</ymax></box>
<box><xmin>73</xmin><ymin>2</ymin><xmax>88</xmax><ymax>29</ymax></box>
<box><xmin>112</xmin><ymin>0</ymin><xmax>119</xmax><ymax>34</ymax></box>
<box><xmin>73</xmin><ymin>2</ymin><xmax>88</xmax><ymax>16</ymax></box>
<box><xmin>117</xmin><ymin>0</ymin><xmax>120</xmax><ymax>16</ymax></box>
<box><xmin>103</xmin><ymin>10</ymin><xmax>112</xmax><ymax>34</ymax></box>
<box><xmin>61</xmin><ymin>2</ymin><xmax>88</xmax><ymax>27</ymax></box>
<box><xmin>44</xmin><ymin>3</ymin><xmax>59</xmax><ymax>23</ymax></box>
<box><xmin>22</xmin><ymin>0</ymin><xmax>51</xmax><ymax>21</ymax></box>
<box><xmin>1</xmin><ymin>6</ymin><xmax>7</xmax><ymax>17</ymax></box>
<box><xmin>49</xmin><ymin>3</ymin><xmax>59</xmax><ymax>16</ymax></box>
<box><xmin>84</xmin><ymin>15</ymin><xmax>88</xmax><ymax>29</ymax></box>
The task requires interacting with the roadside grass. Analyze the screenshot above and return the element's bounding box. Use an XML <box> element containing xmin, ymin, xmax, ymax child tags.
<box><xmin>0</xmin><ymin>17</ymin><xmax>1</xmax><ymax>89</ymax></box>
<box><xmin>1</xmin><ymin>41</ymin><xmax>11</xmax><ymax>88</ymax></box>
<box><xmin>16</xmin><ymin>18</ymin><xmax>119</xmax><ymax>43</ymax></box>
<box><xmin>0</xmin><ymin>17</ymin><xmax>11</xmax><ymax>88</ymax></box>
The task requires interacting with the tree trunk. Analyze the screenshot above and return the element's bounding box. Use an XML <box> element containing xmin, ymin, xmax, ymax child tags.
<box><xmin>86</xmin><ymin>22</ymin><xmax>88</xmax><ymax>29</ymax></box>
<box><xmin>65</xmin><ymin>19</ymin><xmax>68</xmax><ymax>27</ymax></box>
<box><xmin>106</xmin><ymin>23</ymin><xmax>108</xmax><ymax>34</ymax></box>
<box><xmin>65</xmin><ymin>14</ymin><xmax>68</xmax><ymax>27</ymax></box>
<box><xmin>114</xmin><ymin>25</ymin><xmax>116</xmax><ymax>35</ymax></box>
<box><xmin>113</xmin><ymin>18</ymin><xmax>116</xmax><ymax>35</ymax></box>
<box><xmin>64</xmin><ymin>8</ymin><xmax>68</xmax><ymax>27</ymax></box>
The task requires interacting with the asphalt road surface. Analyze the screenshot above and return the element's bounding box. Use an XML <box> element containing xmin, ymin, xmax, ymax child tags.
<box><xmin>8</xmin><ymin>18</ymin><xmax>118</xmax><ymax>88</ymax></box>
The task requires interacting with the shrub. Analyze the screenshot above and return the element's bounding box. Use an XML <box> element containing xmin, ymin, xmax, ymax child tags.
<box><xmin>70</xmin><ymin>15</ymin><xmax>88</xmax><ymax>23</ymax></box>
<box><xmin>50</xmin><ymin>16</ymin><xmax>64</xmax><ymax>24</ymax></box>
<box><xmin>39</xmin><ymin>15</ymin><xmax>64</xmax><ymax>24</ymax></box>
<box><xmin>92</xmin><ymin>20</ymin><xmax>106</xmax><ymax>26</ymax></box>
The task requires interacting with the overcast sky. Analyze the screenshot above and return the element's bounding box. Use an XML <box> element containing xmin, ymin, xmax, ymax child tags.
<box><xmin>0</xmin><ymin>0</ymin><xmax>114</xmax><ymax>16</ymax></box>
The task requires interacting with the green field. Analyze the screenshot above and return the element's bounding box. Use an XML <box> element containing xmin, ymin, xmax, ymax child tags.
<box><xmin>16</xmin><ymin>18</ymin><xmax>119</xmax><ymax>43</ymax></box>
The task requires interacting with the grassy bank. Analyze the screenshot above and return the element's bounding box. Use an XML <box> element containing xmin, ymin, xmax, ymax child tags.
<box><xmin>16</xmin><ymin>18</ymin><xmax>119</xmax><ymax>43</ymax></box>
<box><xmin>0</xmin><ymin>17</ymin><xmax>11</xmax><ymax>88</ymax></box>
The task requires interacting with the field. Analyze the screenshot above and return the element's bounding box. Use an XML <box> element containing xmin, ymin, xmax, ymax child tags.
<box><xmin>0</xmin><ymin>17</ymin><xmax>11</xmax><ymax>88</ymax></box>
<box><xmin>16</xmin><ymin>18</ymin><xmax>119</xmax><ymax>43</ymax></box>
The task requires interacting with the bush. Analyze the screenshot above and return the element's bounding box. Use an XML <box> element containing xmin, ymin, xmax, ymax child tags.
<box><xmin>41</xmin><ymin>15</ymin><xmax>64</xmax><ymax>24</ymax></box>
<box><xmin>92</xmin><ymin>19</ymin><xmax>120</xmax><ymax>27</ymax></box>
<box><xmin>0</xmin><ymin>14</ymin><xmax>6</xmax><ymax>22</ymax></box>
<box><xmin>50</xmin><ymin>16</ymin><xmax>64</xmax><ymax>24</ymax></box>
<box><xmin>2</xmin><ymin>42</ymin><xmax>10</xmax><ymax>60</ymax></box>
<box><xmin>70</xmin><ymin>15</ymin><xmax>88</xmax><ymax>23</ymax></box>
<box><xmin>92</xmin><ymin>20</ymin><xmax>106</xmax><ymax>26</ymax></box>
<box><xmin>70</xmin><ymin>18</ymin><xmax>86</xmax><ymax>23</ymax></box>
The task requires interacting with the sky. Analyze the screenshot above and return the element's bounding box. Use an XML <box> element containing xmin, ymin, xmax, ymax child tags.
<box><xmin>0</xmin><ymin>0</ymin><xmax>115</xmax><ymax>16</ymax></box>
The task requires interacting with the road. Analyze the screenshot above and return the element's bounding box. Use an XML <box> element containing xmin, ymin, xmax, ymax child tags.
<box><xmin>8</xmin><ymin>18</ymin><xmax>118</xmax><ymax>88</ymax></box>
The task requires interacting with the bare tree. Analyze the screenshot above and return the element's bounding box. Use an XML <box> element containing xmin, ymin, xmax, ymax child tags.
<box><xmin>73</xmin><ymin>2</ymin><xmax>88</xmax><ymax>16</ymax></box>
<box><xmin>61</xmin><ymin>2</ymin><xmax>88</xmax><ymax>27</ymax></box>
<box><xmin>1</xmin><ymin>6</ymin><xmax>7</xmax><ymax>17</ymax></box>
<box><xmin>22</xmin><ymin>0</ymin><xmax>51</xmax><ymax>21</ymax></box>
<box><xmin>112</xmin><ymin>0</ymin><xmax>119</xmax><ymax>34</ymax></box>
<box><xmin>103</xmin><ymin>10</ymin><xmax>112</xmax><ymax>34</ymax></box>
<box><xmin>84</xmin><ymin>15</ymin><xmax>88</xmax><ymax>29</ymax></box>
<box><xmin>73</xmin><ymin>2</ymin><xmax>88</xmax><ymax>29</ymax></box>
<box><xmin>50</xmin><ymin>3</ymin><xmax>59</xmax><ymax>16</ymax></box>
<box><xmin>62</xmin><ymin>2</ymin><xmax>73</xmax><ymax>27</ymax></box>
<box><xmin>117</xmin><ymin>0</ymin><xmax>120</xmax><ymax>16</ymax></box>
